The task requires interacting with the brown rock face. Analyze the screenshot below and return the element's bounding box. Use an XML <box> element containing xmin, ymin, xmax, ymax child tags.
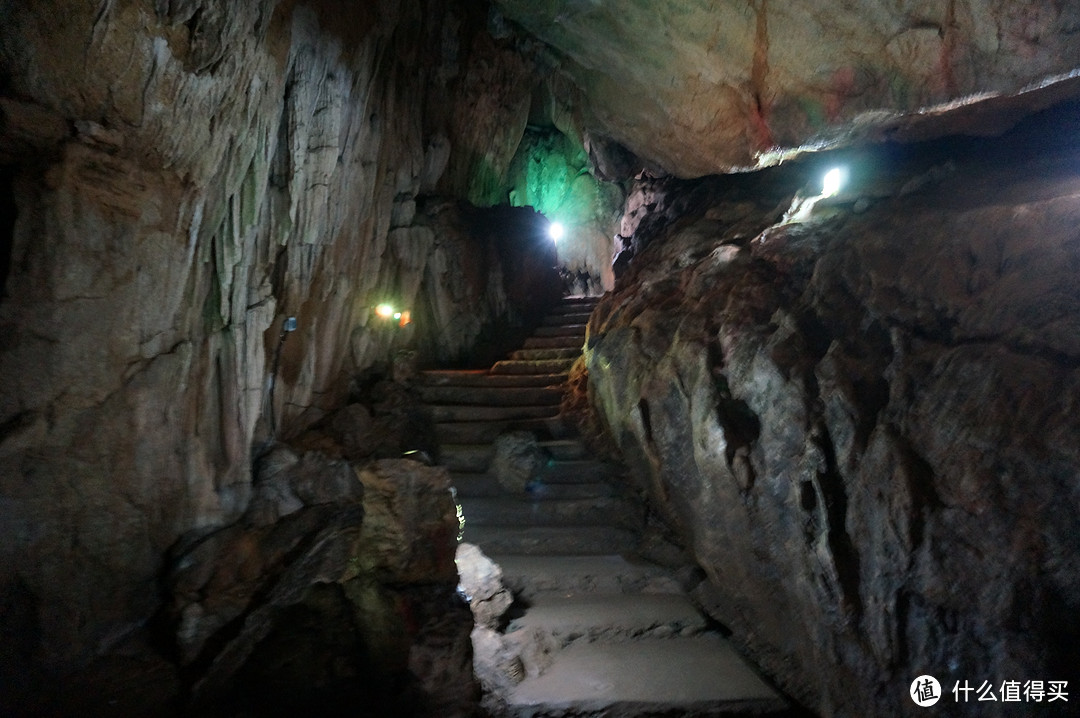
<box><xmin>585</xmin><ymin>106</ymin><xmax>1080</xmax><ymax>717</ymax></box>
<box><xmin>0</xmin><ymin>0</ymin><xmax>553</xmax><ymax>680</ymax></box>
<box><xmin>493</xmin><ymin>0</ymin><xmax>1080</xmax><ymax>175</ymax></box>
<box><xmin>164</xmin><ymin>458</ymin><xmax>472</xmax><ymax>717</ymax></box>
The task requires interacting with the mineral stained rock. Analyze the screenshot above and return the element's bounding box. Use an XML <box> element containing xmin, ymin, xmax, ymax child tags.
<box><xmin>165</xmin><ymin>458</ymin><xmax>473</xmax><ymax>717</ymax></box>
<box><xmin>494</xmin><ymin>0</ymin><xmax>1080</xmax><ymax>175</ymax></box>
<box><xmin>0</xmin><ymin>0</ymin><xmax>552</xmax><ymax>675</ymax></box>
<box><xmin>585</xmin><ymin>110</ymin><xmax>1080</xmax><ymax>717</ymax></box>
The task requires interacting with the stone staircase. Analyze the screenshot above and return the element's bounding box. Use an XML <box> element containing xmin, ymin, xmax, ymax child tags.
<box><xmin>417</xmin><ymin>296</ymin><xmax>792</xmax><ymax>718</ymax></box>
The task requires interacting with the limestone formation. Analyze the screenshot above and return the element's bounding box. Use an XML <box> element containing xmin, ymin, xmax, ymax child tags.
<box><xmin>2</xmin><ymin>0</ymin><xmax>1080</xmax><ymax>715</ymax></box>
<box><xmin>456</xmin><ymin>542</ymin><xmax>513</xmax><ymax>630</ymax></box>
<box><xmin>493</xmin><ymin>1</ymin><xmax>1080</xmax><ymax>175</ymax></box>
<box><xmin>585</xmin><ymin>107</ymin><xmax>1080</xmax><ymax>717</ymax></box>
<box><xmin>491</xmin><ymin>431</ymin><xmax>548</xmax><ymax>493</ymax></box>
<box><xmin>0</xmin><ymin>0</ymin><xmax>556</xmax><ymax>681</ymax></box>
<box><xmin>164</xmin><ymin>458</ymin><xmax>473</xmax><ymax>716</ymax></box>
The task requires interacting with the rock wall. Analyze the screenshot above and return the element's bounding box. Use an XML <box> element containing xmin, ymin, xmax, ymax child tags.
<box><xmin>585</xmin><ymin>105</ymin><xmax>1080</xmax><ymax>717</ymax></box>
<box><xmin>493</xmin><ymin>0</ymin><xmax>1080</xmax><ymax>175</ymax></box>
<box><xmin>165</xmin><ymin>457</ymin><xmax>472</xmax><ymax>717</ymax></box>
<box><xmin>0</xmin><ymin>0</ymin><xmax>554</xmax><ymax>675</ymax></box>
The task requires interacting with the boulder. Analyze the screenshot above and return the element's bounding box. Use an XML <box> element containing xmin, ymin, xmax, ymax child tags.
<box><xmin>491</xmin><ymin>431</ymin><xmax>547</xmax><ymax>493</ymax></box>
<box><xmin>164</xmin><ymin>458</ymin><xmax>474</xmax><ymax>716</ymax></box>
<box><xmin>456</xmin><ymin>542</ymin><xmax>513</xmax><ymax>630</ymax></box>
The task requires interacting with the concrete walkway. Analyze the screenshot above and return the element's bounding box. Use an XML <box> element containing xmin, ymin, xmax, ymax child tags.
<box><xmin>419</xmin><ymin>296</ymin><xmax>793</xmax><ymax>717</ymax></box>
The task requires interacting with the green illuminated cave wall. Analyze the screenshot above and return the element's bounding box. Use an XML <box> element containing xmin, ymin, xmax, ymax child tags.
<box><xmin>506</xmin><ymin>128</ymin><xmax>623</xmax><ymax>292</ymax></box>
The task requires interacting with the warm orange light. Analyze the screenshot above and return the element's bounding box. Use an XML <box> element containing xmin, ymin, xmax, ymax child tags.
<box><xmin>398</xmin><ymin>310</ymin><xmax>411</xmax><ymax>327</ymax></box>
<box><xmin>375</xmin><ymin>303</ymin><xmax>395</xmax><ymax>319</ymax></box>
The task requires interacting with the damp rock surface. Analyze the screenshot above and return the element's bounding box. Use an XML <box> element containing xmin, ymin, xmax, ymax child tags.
<box><xmin>585</xmin><ymin>111</ymin><xmax>1080</xmax><ymax>717</ymax></box>
<box><xmin>494</xmin><ymin>0</ymin><xmax>1080</xmax><ymax>175</ymax></box>
<box><xmin>0</xmin><ymin>0</ymin><xmax>556</xmax><ymax>676</ymax></box>
<box><xmin>164</xmin><ymin>458</ymin><xmax>473</xmax><ymax>717</ymax></box>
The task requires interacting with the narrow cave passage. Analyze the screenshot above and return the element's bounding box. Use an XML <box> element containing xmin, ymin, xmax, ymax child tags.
<box><xmin>1</xmin><ymin>2</ymin><xmax>1080</xmax><ymax>718</ymax></box>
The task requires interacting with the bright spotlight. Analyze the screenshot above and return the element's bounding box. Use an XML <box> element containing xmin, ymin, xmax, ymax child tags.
<box><xmin>548</xmin><ymin>221</ymin><xmax>565</xmax><ymax>242</ymax></box>
<box><xmin>375</xmin><ymin>303</ymin><xmax>395</xmax><ymax>319</ymax></box>
<box><xmin>821</xmin><ymin>167</ymin><xmax>847</xmax><ymax>198</ymax></box>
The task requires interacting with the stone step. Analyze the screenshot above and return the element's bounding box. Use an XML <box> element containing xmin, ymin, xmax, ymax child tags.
<box><xmin>543</xmin><ymin>312</ymin><xmax>592</xmax><ymax>326</ymax></box>
<box><xmin>506</xmin><ymin>635</ymin><xmax>788</xmax><ymax>717</ymax></box>
<box><xmin>450</xmin><ymin>474</ymin><xmax>616</xmax><ymax>500</ymax></box>
<box><xmin>540</xmin><ymin>440</ymin><xmax>588</xmax><ymax>461</ymax></box>
<box><xmin>439</xmin><ymin>440</ymin><xmax>589</xmax><ymax>473</ymax></box>
<box><xmin>491</xmin><ymin>358</ymin><xmax>576</xmax><ymax>375</ymax></box>
<box><xmin>462</xmin><ymin>525</ymin><xmax>638</xmax><ymax>556</ymax></box>
<box><xmin>534</xmin><ymin>324</ymin><xmax>587</xmax><ymax>338</ymax></box>
<box><xmin>510</xmin><ymin>347</ymin><xmax>582</xmax><ymax>361</ymax></box>
<box><xmin>536</xmin><ymin>460</ymin><xmax>621</xmax><ymax>484</ymax></box>
<box><xmin>507</xmin><ymin>593</ymin><xmax>708</xmax><ymax>646</ymax></box>
<box><xmin>522</xmin><ymin>335</ymin><xmax>584</xmax><ymax>350</ymax></box>
<box><xmin>435</xmin><ymin>418</ymin><xmax>577</xmax><ymax>444</ymax></box>
<box><xmin>440</xmin><ymin>444</ymin><xmax>493</xmax><ymax>472</ymax></box>
<box><xmin>492</xmin><ymin>555</ymin><xmax>682</xmax><ymax>600</ymax></box>
<box><xmin>419</xmin><ymin>370</ymin><xmax>567</xmax><ymax>388</ymax></box>
<box><xmin>458</xmin><ymin>496</ymin><xmax>641</xmax><ymax>529</ymax></box>
<box><xmin>553</xmin><ymin>296</ymin><xmax>602</xmax><ymax>310</ymax></box>
<box><xmin>427</xmin><ymin>404</ymin><xmax>560</xmax><ymax>422</ymax></box>
<box><xmin>417</xmin><ymin>385</ymin><xmax>563</xmax><ymax>407</ymax></box>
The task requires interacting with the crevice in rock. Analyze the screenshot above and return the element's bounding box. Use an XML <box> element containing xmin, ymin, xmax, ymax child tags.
<box><xmin>0</xmin><ymin>166</ymin><xmax>15</xmax><ymax>302</ymax></box>
<box><xmin>811</xmin><ymin>424</ymin><xmax>862</xmax><ymax>620</ymax></box>
<box><xmin>637</xmin><ymin>397</ymin><xmax>654</xmax><ymax>445</ymax></box>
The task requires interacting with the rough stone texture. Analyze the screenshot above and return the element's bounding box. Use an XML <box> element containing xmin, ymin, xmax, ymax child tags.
<box><xmin>494</xmin><ymin>0</ymin><xmax>1080</xmax><ymax>175</ymax></box>
<box><xmin>456</xmin><ymin>541</ymin><xmax>513</xmax><ymax>630</ymax></box>
<box><xmin>164</xmin><ymin>458</ymin><xmax>472</xmax><ymax>716</ymax></box>
<box><xmin>491</xmin><ymin>431</ymin><xmax>548</xmax><ymax>493</ymax></box>
<box><xmin>0</xmin><ymin>0</ymin><xmax>558</xmax><ymax>677</ymax></box>
<box><xmin>585</xmin><ymin>107</ymin><xmax>1080</xmax><ymax>717</ymax></box>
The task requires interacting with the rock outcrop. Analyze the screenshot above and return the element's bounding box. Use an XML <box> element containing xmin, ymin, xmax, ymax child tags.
<box><xmin>585</xmin><ymin>105</ymin><xmax>1080</xmax><ymax>717</ymax></box>
<box><xmin>0</xmin><ymin>0</ymin><xmax>556</xmax><ymax>686</ymax></box>
<box><xmin>163</xmin><ymin>457</ymin><xmax>472</xmax><ymax>717</ymax></box>
<box><xmin>493</xmin><ymin>0</ymin><xmax>1080</xmax><ymax>175</ymax></box>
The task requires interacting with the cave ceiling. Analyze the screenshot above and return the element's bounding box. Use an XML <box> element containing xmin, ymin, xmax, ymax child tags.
<box><xmin>492</xmin><ymin>0</ymin><xmax>1080</xmax><ymax>177</ymax></box>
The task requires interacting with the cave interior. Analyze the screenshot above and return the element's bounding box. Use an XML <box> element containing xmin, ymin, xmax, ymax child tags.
<box><xmin>1</xmin><ymin>1</ymin><xmax>1079</xmax><ymax>717</ymax></box>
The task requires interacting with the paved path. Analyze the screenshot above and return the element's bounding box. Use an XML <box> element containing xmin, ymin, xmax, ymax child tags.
<box><xmin>419</xmin><ymin>296</ymin><xmax>794</xmax><ymax>717</ymax></box>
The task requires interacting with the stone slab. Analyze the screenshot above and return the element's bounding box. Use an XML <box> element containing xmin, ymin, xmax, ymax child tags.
<box><xmin>427</xmin><ymin>404</ymin><xmax>561</xmax><ymax>422</ymax></box>
<box><xmin>507</xmin><ymin>636</ymin><xmax>788</xmax><ymax>717</ymax></box>
<box><xmin>491</xmin><ymin>358</ymin><xmax>577</xmax><ymax>375</ymax></box>
<box><xmin>492</xmin><ymin>554</ymin><xmax>682</xmax><ymax>599</ymax></box>
<box><xmin>463</xmin><ymin>525</ymin><xmax>638</xmax><ymax>556</ymax></box>
<box><xmin>420</xmin><ymin>370</ymin><xmax>568</xmax><ymax>387</ymax></box>
<box><xmin>458</xmin><ymin>496</ymin><xmax>639</xmax><ymax>529</ymax></box>
<box><xmin>507</xmin><ymin>593</ymin><xmax>707</xmax><ymax>643</ymax></box>
<box><xmin>450</xmin><ymin>473</ymin><xmax>616</xmax><ymax>500</ymax></box>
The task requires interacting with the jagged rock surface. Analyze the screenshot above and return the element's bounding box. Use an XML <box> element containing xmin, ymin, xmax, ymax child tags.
<box><xmin>585</xmin><ymin>108</ymin><xmax>1080</xmax><ymax>717</ymax></box>
<box><xmin>494</xmin><ymin>0</ymin><xmax>1080</xmax><ymax>175</ymax></box>
<box><xmin>0</xmin><ymin>0</ymin><xmax>558</xmax><ymax>677</ymax></box>
<box><xmin>163</xmin><ymin>458</ymin><xmax>473</xmax><ymax>717</ymax></box>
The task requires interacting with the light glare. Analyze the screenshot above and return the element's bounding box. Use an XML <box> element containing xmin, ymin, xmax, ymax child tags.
<box><xmin>822</xmin><ymin>167</ymin><xmax>847</xmax><ymax>198</ymax></box>
<box><xmin>375</xmin><ymin>303</ymin><xmax>395</xmax><ymax>319</ymax></box>
<box><xmin>548</xmin><ymin>221</ymin><xmax>565</xmax><ymax>242</ymax></box>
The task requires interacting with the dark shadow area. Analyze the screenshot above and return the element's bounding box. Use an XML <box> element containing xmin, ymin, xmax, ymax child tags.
<box><xmin>0</xmin><ymin>166</ymin><xmax>16</xmax><ymax>302</ymax></box>
<box><xmin>426</xmin><ymin>203</ymin><xmax>562</xmax><ymax>369</ymax></box>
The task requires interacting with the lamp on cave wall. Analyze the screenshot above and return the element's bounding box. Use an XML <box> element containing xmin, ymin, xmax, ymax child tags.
<box><xmin>821</xmin><ymin>167</ymin><xmax>848</xmax><ymax>198</ymax></box>
<box><xmin>375</xmin><ymin>303</ymin><xmax>411</xmax><ymax>327</ymax></box>
<box><xmin>547</xmin><ymin>220</ymin><xmax>565</xmax><ymax>243</ymax></box>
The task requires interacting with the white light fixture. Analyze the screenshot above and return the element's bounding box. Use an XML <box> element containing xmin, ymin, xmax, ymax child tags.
<box><xmin>821</xmin><ymin>167</ymin><xmax>847</xmax><ymax>198</ymax></box>
<box><xmin>548</xmin><ymin>221</ymin><xmax>565</xmax><ymax>242</ymax></box>
<box><xmin>375</xmin><ymin>303</ymin><xmax>395</xmax><ymax>319</ymax></box>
